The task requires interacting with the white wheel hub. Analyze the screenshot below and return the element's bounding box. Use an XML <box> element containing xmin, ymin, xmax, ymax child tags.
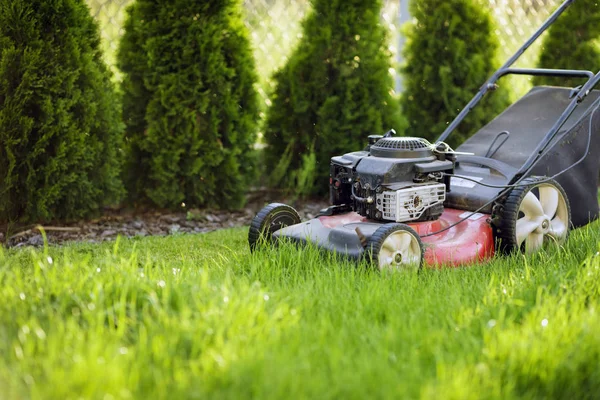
<box><xmin>378</xmin><ymin>230</ymin><xmax>421</xmax><ymax>270</ymax></box>
<box><xmin>516</xmin><ymin>183</ymin><xmax>569</xmax><ymax>254</ymax></box>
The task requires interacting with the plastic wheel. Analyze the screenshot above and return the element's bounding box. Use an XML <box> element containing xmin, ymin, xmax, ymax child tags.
<box><xmin>494</xmin><ymin>176</ymin><xmax>571</xmax><ymax>254</ymax></box>
<box><xmin>248</xmin><ymin>203</ymin><xmax>301</xmax><ymax>252</ymax></box>
<box><xmin>365</xmin><ymin>223</ymin><xmax>424</xmax><ymax>271</ymax></box>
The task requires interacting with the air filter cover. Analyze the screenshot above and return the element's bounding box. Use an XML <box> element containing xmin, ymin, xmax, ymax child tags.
<box><xmin>370</xmin><ymin>137</ymin><xmax>433</xmax><ymax>159</ymax></box>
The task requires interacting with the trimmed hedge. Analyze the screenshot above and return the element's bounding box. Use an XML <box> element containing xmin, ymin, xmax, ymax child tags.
<box><xmin>0</xmin><ymin>0</ymin><xmax>124</xmax><ymax>223</ymax></box>
<box><xmin>118</xmin><ymin>0</ymin><xmax>259</xmax><ymax>210</ymax></box>
<box><xmin>401</xmin><ymin>0</ymin><xmax>509</xmax><ymax>147</ymax></box>
<box><xmin>263</xmin><ymin>0</ymin><xmax>404</xmax><ymax>196</ymax></box>
<box><xmin>534</xmin><ymin>0</ymin><xmax>600</xmax><ymax>88</ymax></box>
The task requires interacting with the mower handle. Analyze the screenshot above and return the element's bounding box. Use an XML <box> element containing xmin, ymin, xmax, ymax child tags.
<box><xmin>498</xmin><ymin>68</ymin><xmax>595</xmax><ymax>80</ymax></box>
<box><xmin>436</xmin><ymin>0</ymin><xmax>577</xmax><ymax>144</ymax></box>
<box><xmin>434</xmin><ymin>0</ymin><xmax>600</xmax><ymax>184</ymax></box>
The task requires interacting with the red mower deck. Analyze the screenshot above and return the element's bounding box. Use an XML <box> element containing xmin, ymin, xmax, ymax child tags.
<box><xmin>318</xmin><ymin>209</ymin><xmax>494</xmax><ymax>267</ymax></box>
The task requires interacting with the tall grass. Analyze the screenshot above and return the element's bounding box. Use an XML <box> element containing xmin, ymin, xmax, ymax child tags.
<box><xmin>1</xmin><ymin>221</ymin><xmax>599</xmax><ymax>399</ymax></box>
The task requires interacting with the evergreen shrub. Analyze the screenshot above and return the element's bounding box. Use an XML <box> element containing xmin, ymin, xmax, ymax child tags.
<box><xmin>0</xmin><ymin>0</ymin><xmax>124</xmax><ymax>223</ymax></box>
<box><xmin>534</xmin><ymin>0</ymin><xmax>600</xmax><ymax>88</ymax></box>
<box><xmin>118</xmin><ymin>0</ymin><xmax>259</xmax><ymax>209</ymax></box>
<box><xmin>263</xmin><ymin>0</ymin><xmax>404</xmax><ymax>196</ymax></box>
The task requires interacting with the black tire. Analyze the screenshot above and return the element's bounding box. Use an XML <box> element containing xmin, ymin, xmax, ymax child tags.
<box><xmin>493</xmin><ymin>176</ymin><xmax>571</xmax><ymax>254</ymax></box>
<box><xmin>248</xmin><ymin>203</ymin><xmax>301</xmax><ymax>252</ymax></box>
<box><xmin>365</xmin><ymin>223</ymin><xmax>424</xmax><ymax>270</ymax></box>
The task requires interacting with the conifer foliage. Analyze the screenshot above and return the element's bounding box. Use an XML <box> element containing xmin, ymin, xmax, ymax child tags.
<box><xmin>263</xmin><ymin>0</ymin><xmax>403</xmax><ymax>196</ymax></box>
<box><xmin>401</xmin><ymin>0</ymin><xmax>509</xmax><ymax>147</ymax></box>
<box><xmin>534</xmin><ymin>0</ymin><xmax>600</xmax><ymax>88</ymax></box>
<box><xmin>0</xmin><ymin>0</ymin><xmax>124</xmax><ymax>223</ymax></box>
<box><xmin>118</xmin><ymin>0</ymin><xmax>259</xmax><ymax>209</ymax></box>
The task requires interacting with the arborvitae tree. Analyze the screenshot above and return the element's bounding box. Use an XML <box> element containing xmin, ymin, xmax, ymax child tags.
<box><xmin>263</xmin><ymin>0</ymin><xmax>404</xmax><ymax>196</ymax></box>
<box><xmin>401</xmin><ymin>0</ymin><xmax>509</xmax><ymax>147</ymax></box>
<box><xmin>118</xmin><ymin>0</ymin><xmax>259</xmax><ymax>209</ymax></box>
<box><xmin>0</xmin><ymin>0</ymin><xmax>124</xmax><ymax>223</ymax></box>
<box><xmin>534</xmin><ymin>0</ymin><xmax>600</xmax><ymax>87</ymax></box>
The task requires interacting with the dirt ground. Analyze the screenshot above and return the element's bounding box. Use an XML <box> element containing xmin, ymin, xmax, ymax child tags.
<box><xmin>2</xmin><ymin>191</ymin><xmax>328</xmax><ymax>248</ymax></box>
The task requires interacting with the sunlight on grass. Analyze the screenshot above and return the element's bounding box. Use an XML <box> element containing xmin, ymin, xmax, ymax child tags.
<box><xmin>0</xmin><ymin>223</ymin><xmax>599</xmax><ymax>398</ymax></box>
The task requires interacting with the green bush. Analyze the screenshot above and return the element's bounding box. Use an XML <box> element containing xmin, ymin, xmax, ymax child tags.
<box><xmin>263</xmin><ymin>0</ymin><xmax>404</xmax><ymax>196</ymax></box>
<box><xmin>401</xmin><ymin>0</ymin><xmax>509</xmax><ymax>147</ymax></box>
<box><xmin>534</xmin><ymin>0</ymin><xmax>600</xmax><ymax>88</ymax></box>
<box><xmin>0</xmin><ymin>0</ymin><xmax>124</xmax><ymax>224</ymax></box>
<box><xmin>118</xmin><ymin>0</ymin><xmax>259</xmax><ymax>210</ymax></box>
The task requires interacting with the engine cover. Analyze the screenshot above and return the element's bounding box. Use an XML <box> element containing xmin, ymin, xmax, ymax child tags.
<box><xmin>329</xmin><ymin>136</ymin><xmax>455</xmax><ymax>223</ymax></box>
<box><xmin>369</xmin><ymin>137</ymin><xmax>434</xmax><ymax>159</ymax></box>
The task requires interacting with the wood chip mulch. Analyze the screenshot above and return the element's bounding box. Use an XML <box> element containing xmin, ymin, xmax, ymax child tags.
<box><xmin>2</xmin><ymin>192</ymin><xmax>328</xmax><ymax>248</ymax></box>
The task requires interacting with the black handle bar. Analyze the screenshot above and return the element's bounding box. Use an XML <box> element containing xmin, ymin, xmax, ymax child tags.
<box><xmin>436</xmin><ymin>0</ymin><xmax>578</xmax><ymax>144</ymax></box>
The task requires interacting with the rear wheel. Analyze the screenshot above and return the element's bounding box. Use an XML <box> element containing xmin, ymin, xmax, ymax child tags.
<box><xmin>248</xmin><ymin>203</ymin><xmax>301</xmax><ymax>252</ymax></box>
<box><xmin>494</xmin><ymin>176</ymin><xmax>570</xmax><ymax>254</ymax></box>
<box><xmin>365</xmin><ymin>223</ymin><xmax>424</xmax><ymax>271</ymax></box>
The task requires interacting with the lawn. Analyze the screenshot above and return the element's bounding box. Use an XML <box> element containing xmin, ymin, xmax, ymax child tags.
<box><xmin>1</xmin><ymin>220</ymin><xmax>599</xmax><ymax>399</ymax></box>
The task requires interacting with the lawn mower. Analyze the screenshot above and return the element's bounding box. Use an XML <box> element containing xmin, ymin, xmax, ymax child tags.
<box><xmin>249</xmin><ymin>0</ymin><xmax>600</xmax><ymax>269</ymax></box>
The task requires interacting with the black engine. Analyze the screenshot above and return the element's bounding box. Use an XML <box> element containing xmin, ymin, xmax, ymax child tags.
<box><xmin>329</xmin><ymin>133</ymin><xmax>455</xmax><ymax>222</ymax></box>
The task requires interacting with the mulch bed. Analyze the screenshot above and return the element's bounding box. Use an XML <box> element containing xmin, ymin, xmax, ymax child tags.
<box><xmin>2</xmin><ymin>191</ymin><xmax>328</xmax><ymax>248</ymax></box>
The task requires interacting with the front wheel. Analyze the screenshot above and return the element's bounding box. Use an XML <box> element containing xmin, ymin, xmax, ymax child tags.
<box><xmin>365</xmin><ymin>223</ymin><xmax>424</xmax><ymax>271</ymax></box>
<box><xmin>494</xmin><ymin>176</ymin><xmax>571</xmax><ymax>254</ymax></box>
<box><xmin>248</xmin><ymin>203</ymin><xmax>301</xmax><ymax>252</ymax></box>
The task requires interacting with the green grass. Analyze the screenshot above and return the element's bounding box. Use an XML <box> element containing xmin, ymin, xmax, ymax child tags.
<box><xmin>1</xmin><ymin>222</ymin><xmax>600</xmax><ymax>399</ymax></box>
